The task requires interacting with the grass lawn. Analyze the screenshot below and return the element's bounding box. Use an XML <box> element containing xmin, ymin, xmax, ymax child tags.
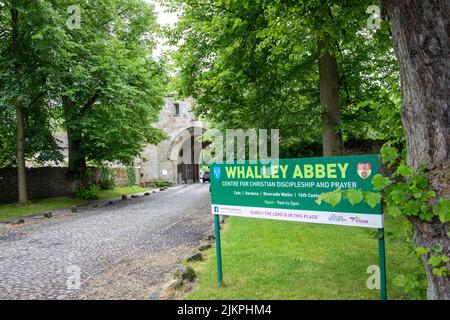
<box><xmin>186</xmin><ymin>215</ymin><xmax>425</xmax><ymax>300</ymax></box>
<box><xmin>97</xmin><ymin>186</ymin><xmax>150</xmax><ymax>200</ymax></box>
<box><xmin>0</xmin><ymin>186</ymin><xmax>150</xmax><ymax>222</ymax></box>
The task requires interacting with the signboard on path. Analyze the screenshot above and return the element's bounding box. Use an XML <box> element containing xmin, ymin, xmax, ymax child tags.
<box><xmin>210</xmin><ymin>155</ymin><xmax>383</xmax><ymax>228</ymax></box>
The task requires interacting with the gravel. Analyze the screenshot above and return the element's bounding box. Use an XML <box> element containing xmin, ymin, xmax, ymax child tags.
<box><xmin>0</xmin><ymin>184</ymin><xmax>213</xmax><ymax>300</ymax></box>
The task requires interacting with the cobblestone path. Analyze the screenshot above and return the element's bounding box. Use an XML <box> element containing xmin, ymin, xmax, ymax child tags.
<box><xmin>0</xmin><ymin>184</ymin><xmax>212</xmax><ymax>300</ymax></box>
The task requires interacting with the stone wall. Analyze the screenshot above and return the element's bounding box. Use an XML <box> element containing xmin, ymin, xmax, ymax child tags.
<box><xmin>139</xmin><ymin>95</ymin><xmax>206</xmax><ymax>184</ymax></box>
<box><xmin>111</xmin><ymin>167</ymin><xmax>141</xmax><ymax>187</ymax></box>
<box><xmin>0</xmin><ymin>167</ymin><xmax>77</xmax><ymax>204</ymax></box>
<box><xmin>0</xmin><ymin>166</ymin><xmax>141</xmax><ymax>204</ymax></box>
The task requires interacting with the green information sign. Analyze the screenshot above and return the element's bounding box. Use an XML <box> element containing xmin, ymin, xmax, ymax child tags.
<box><xmin>210</xmin><ymin>155</ymin><xmax>383</xmax><ymax>228</ymax></box>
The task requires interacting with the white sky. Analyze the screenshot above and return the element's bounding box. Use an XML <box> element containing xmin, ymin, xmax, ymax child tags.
<box><xmin>150</xmin><ymin>0</ymin><xmax>178</xmax><ymax>27</ymax></box>
<box><xmin>145</xmin><ymin>0</ymin><xmax>179</xmax><ymax>57</ymax></box>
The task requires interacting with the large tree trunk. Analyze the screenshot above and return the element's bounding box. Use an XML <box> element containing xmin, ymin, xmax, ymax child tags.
<box><xmin>318</xmin><ymin>40</ymin><xmax>343</xmax><ymax>157</ymax></box>
<box><xmin>381</xmin><ymin>0</ymin><xmax>450</xmax><ymax>299</ymax></box>
<box><xmin>11</xmin><ymin>5</ymin><xmax>28</xmax><ymax>204</ymax></box>
<box><xmin>67</xmin><ymin>125</ymin><xmax>87</xmax><ymax>187</ymax></box>
<box><xmin>62</xmin><ymin>97</ymin><xmax>87</xmax><ymax>191</ymax></box>
<box><xmin>15</xmin><ymin>101</ymin><xmax>28</xmax><ymax>204</ymax></box>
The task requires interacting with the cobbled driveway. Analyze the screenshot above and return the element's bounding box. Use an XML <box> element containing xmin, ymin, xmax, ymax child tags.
<box><xmin>0</xmin><ymin>183</ymin><xmax>213</xmax><ymax>300</ymax></box>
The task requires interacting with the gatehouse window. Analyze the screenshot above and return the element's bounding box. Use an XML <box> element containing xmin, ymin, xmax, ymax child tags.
<box><xmin>174</xmin><ymin>103</ymin><xmax>180</xmax><ymax>116</ymax></box>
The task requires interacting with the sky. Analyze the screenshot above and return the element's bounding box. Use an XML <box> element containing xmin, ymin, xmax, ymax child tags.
<box><xmin>145</xmin><ymin>0</ymin><xmax>179</xmax><ymax>57</ymax></box>
<box><xmin>150</xmin><ymin>0</ymin><xmax>178</xmax><ymax>27</ymax></box>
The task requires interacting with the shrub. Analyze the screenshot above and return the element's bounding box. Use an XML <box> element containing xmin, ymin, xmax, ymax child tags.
<box><xmin>75</xmin><ymin>185</ymin><xmax>100</xmax><ymax>200</ymax></box>
<box><xmin>154</xmin><ymin>180</ymin><xmax>171</xmax><ymax>188</ymax></box>
<box><xmin>127</xmin><ymin>166</ymin><xmax>137</xmax><ymax>186</ymax></box>
<box><xmin>99</xmin><ymin>166</ymin><xmax>115</xmax><ymax>190</ymax></box>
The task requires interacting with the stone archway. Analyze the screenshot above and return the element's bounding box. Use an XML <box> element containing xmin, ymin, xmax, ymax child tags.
<box><xmin>168</xmin><ymin>123</ymin><xmax>207</xmax><ymax>184</ymax></box>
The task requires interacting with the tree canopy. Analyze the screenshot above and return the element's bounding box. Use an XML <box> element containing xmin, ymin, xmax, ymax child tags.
<box><xmin>168</xmin><ymin>0</ymin><xmax>401</xmax><ymax>157</ymax></box>
<box><xmin>0</xmin><ymin>0</ymin><xmax>167</xmax><ymax>187</ymax></box>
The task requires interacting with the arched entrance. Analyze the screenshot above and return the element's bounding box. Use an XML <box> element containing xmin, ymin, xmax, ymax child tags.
<box><xmin>168</xmin><ymin>123</ymin><xmax>208</xmax><ymax>184</ymax></box>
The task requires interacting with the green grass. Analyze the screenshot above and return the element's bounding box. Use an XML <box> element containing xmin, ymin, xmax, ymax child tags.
<box><xmin>0</xmin><ymin>186</ymin><xmax>150</xmax><ymax>222</ymax></box>
<box><xmin>186</xmin><ymin>215</ymin><xmax>425</xmax><ymax>300</ymax></box>
<box><xmin>97</xmin><ymin>186</ymin><xmax>150</xmax><ymax>200</ymax></box>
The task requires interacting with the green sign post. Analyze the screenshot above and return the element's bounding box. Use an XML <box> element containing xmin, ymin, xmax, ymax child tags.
<box><xmin>210</xmin><ymin>155</ymin><xmax>387</xmax><ymax>299</ymax></box>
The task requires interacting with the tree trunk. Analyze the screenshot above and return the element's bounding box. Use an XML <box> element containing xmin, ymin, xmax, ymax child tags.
<box><xmin>381</xmin><ymin>0</ymin><xmax>450</xmax><ymax>299</ymax></box>
<box><xmin>15</xmin><ymin>101</ymin><xmax>28</xmax><ymax>204</ymax></box>
<box><xmin>62</xmin><ymin>97</ymin><xmax>87</xmax><ymax>190</ymax></box>
<box><xmin>11</xmin><ymin>5</ymin><xmax>28</xmax><ymax>204</ymax></box>
<box><xmin>410</xmin><ymin>217</ymin><xmax>450</xmax><ymax>300</ymax></box>
<box><xmin>67</xmin><ymin>126</ymin><xmax>87</xmax><ymax>186</ymax></box>
<box><xmin>318</xmin><ymin>39</ymin><xmax>343</xmax><ymax>157</ymax></box>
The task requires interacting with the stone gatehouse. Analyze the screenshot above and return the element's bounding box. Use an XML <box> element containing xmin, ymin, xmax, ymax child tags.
<box><xmin>137</xmin><ymin>93</ymin><xmax>207</xmax><ymax>185</ymax></box>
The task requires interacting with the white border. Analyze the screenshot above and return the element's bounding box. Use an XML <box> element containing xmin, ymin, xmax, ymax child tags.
<box><xmin>211</xmin><ymin>204</ymin><xmax>383</xmax><ymax>229</ymax></box>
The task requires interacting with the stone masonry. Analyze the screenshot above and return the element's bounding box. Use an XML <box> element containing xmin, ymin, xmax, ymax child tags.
<box><xmin>137</xmin><ymin>93</ymin><xmax>206</xmax><ymax>185</ymax></box>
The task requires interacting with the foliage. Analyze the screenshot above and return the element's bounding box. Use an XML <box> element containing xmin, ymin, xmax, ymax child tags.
<box><xmin>318</xmin><ymin>143</ymin><xmax>449</xmax><ymax>278</ymax></box>
<box><xmin>99</xmin><ymin>166</ymin><xmax>115</xmax><ymax>191</ymax></box>
<box><xmin>415</xmin><ymin>244</ymin><xmax>450</xmax><ymax>277</ymax></box>
<box><xmin>75</xmin><ymin>185</ymin><xmax>100</xmax><ymax>200</ymax></box>
<box><xmin>127</xmin><ymin>166</ymin><xmax>137</xmax><ymax>186</ymax></box>
<box><xmin>393</xmin><ymin>273</ymin><xmax>427</xmax><ymax>300</ymax></box>
<box><xmin>59</xmin><ymin>0</ymin><xmax>168</xmax><ymax>165</ymax></box>
<box><xmin>0</xmin><ymin>0</ymin><xmax>66</xmax><ymax>167</ymax></box>
<box><xmin>153</xmin><ymin>179</ymin><xmax>171</xmax><ymax>188</ymax></box>
<box><xmin>373</xmin><ymin>144</ymin><xmax>448</xmax><ymax>223</ymax></box>
<box><xmin>0</xmin><ymin>0</ymin><xmax>167</xmax><ymax>168</ymax></box>
<box><xmin>168</xmin><ymin>0</ymin><xmax>400</xmax><ymax>155</ymax></box>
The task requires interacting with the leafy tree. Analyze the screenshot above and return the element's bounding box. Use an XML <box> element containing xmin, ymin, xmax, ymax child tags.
<box><xmin>0</xmin><ymin>0</ymin><xmax>67</xmax><ymax>203</ymax></box>
<box><xmin>1</xmin><ymin>0</ymin><xmax>167</xmax><ymax>196</ymax></box>
<box><xmin>57</xmin><ymin>0</ymin><xmax>167</xmax><ymax>187</ymax></box>
<box><xmin>380</xmin><ymin>0</ymin><xmax>449</xmax><ymax>300</ymax></box>
<box><xmin>168</xmin><ymin>0</ymin><xmax>399</xmax><ymax>157</ymax></box>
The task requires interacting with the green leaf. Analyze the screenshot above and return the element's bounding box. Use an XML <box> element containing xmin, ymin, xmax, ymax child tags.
<box><xmin>419</xmin><ymin>208</ymin><xmax>435</xmax><ymax>221</ymax></box>
<box><xmin>365</xmin><ymin>192</ymin><xmax>381</xmax><ymax>208</ymax></box>
<box><xmin>323</xmin><ymin>189</ymin><xmax>343</xmax><ymax>207</ymax></box>
<box><xmin>345</xmin><ymin>189</ymin><xmax>364</xmax><ymax>206</ymax></box>
<box><xmin>397</xmin><ymin>163</ymin><xmax>414</xmax><ymax>176</ymax></box>
<box><xmin>315</xmin><ymin>193</ymin><xmax>327</xmax><ymax>205</ymax></box>
<box><xmin>380</xmin><ymin>145</ymin><xmax>399</xmax><ymax>167</ymax></box>
<box><xmin>415</xmin><ymin>247</ymin><xmax>429</xmax><ymax>255</ymax></box>
<box><xmin>433</xmin><ymin>199</ymin><xmax>450</xmax><ymax>223</ymax></box>
<box><xmin>431</xmin><ymin>244</ymin><xmax>443</xmax><ymax>254</ymax></box>
<box><xmin>390</xmin><ymin>189</ymin><xmax>406</xmax><ymax>204</ymax></box>
<box><xmin>428</xmin><ymin>255</ymin><xmax>442</xmax><ymax>267</ymax></box>
<box><xmin>403</xmin><ymin>200</ymin><xmax>420</xmax><ymax>216</ymax></box>
<box><xmin>423</xmin><ymin>190</ymin><xmax>436</xmax><ymax>201</ymax></box>
<box><xmin>387</xmin><ymin>204</ymin><xmax>402</xmax><ymax>217</ymax></box>
<box><xmin>432</xmin><ymin>267</ymin><xmax>445</xmax><ymax>277</ymax></box>
<box><xmin>412</xmin><ymin>191</ymin><xmax>422</xmax><ymax>199</ymax></box>
<box><xmin>371</xmin><ymin>174</ymin><xmax>391</xmax><ymax>190</ymax></box>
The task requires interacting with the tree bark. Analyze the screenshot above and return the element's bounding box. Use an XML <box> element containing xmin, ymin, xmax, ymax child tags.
<box><xmin>381</xmin><ymin>0</ymin><xmax>450</xmax><ymax>299</ymax></box>
<box><xmin>318</xmin><ymin>39</ymin><xmax>343</xmax><ymax>157</ymax></box>
<box><xmin>11</xmin><ymin>5</ymin><xmax>28</xmax><ymax>204</ymax></box>
<box><xmin>15</xmin><ymin>101</ymin><xmax>28</xmax><ymax>204</ymax></box>
<box><xmin>62</xmin><ymin>96</ymin><xmax>87</xmax><ymax>190</ymax></box>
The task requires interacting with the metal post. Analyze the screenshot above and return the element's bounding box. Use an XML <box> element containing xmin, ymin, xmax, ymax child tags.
<box><xmin>214</xmin><ymin>214</ymin><xmax>223</xmax><ymax>285</ymax></box>
<box><xmin>378</xmin><ymin>228</ymin><xmax>387</xmax><ymax>300</ymax></box>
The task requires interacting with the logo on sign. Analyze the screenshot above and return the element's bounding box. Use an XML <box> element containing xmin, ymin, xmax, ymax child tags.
<box><xmin>328</xmin><ymin>214</ymin><xmax>347</xmax><ymax>223</ymax></box>
<box><xmin>214</xmin><ymin>206</ymin><xmax>219</xmax><ymax>213</ymax></box>
<box><xmin>213</xmin><ymin>167</ymin><xmax>221</xmax><ymax>180</ymax></box>
<box><xmin>349</xmin><ymin>216</ymin><xmax>369</xmax><ymax>224</ymax></box>
<box><xmin>357</xmin><ymin>162</ymin><xmax>372</xmax><ymax>180</ymax></box>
